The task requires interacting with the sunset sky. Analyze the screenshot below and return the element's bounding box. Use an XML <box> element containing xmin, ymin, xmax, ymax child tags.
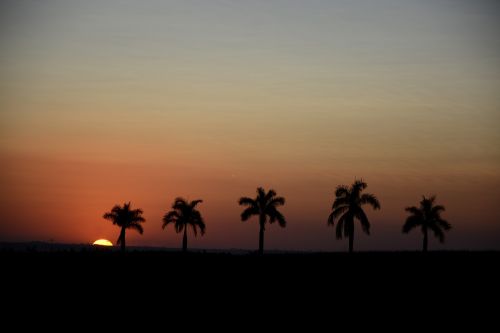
<box><xmin>1</xmin><ymin>0</ymin><xmax>499</xmax><ymax>251</ymax></box>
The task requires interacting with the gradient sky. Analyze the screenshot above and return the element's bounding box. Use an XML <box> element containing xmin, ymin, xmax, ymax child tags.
<box><xmin>1</xmin><ymin>0</ymin><xmax>499</xmax><ymax>251</ymax></box>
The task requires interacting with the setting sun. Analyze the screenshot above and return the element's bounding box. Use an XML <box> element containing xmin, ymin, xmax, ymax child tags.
<box><xmin>93</xmin><ymin>239</ymin><xmax>113</xmax><ymax>247</ymax></box>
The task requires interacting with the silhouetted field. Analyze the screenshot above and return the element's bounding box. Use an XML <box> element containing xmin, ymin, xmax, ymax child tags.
<box><xmin>2</xmin><ymin>246</ymin><xmax>499</xmax><ymax>311</ymax></box>
<box><xmin>2</xmin><ymin>246</ymin><xmax>498</xmax><ymax>279</ymax></box>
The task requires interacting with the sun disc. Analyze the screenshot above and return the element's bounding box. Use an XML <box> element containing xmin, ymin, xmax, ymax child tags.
<box><xmin>93</xmin><ymin>239</ymin><xmax>113</xmax><ymax>246</ymax></box>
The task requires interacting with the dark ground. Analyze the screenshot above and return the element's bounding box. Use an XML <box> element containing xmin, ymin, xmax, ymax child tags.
<box><xmin>1</xmin><ymin>248</ymin><xmax>498</xmax><ymax>326</ymax></box>
<box><xmin>3</xmin><ymin>248</ymin><xmax>499</xmax><ymax>285</ymax></box>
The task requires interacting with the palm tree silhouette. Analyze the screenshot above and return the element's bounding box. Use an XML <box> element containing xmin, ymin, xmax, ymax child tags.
<box><xmin>328</xmin><ymin>179</ymin><xmax>380</xmax><ymax>253</ymax></box>
<box><xmin>403</xmin><ymin>195</ymin><xmax>451</xmax><ymax>252</ymax></box>
<box><xmin>162</xmin><ymin>197</ymin><xmax>206</xmax><ymax>252</ymax></box>
<box><xmin>239</xmin><ymin>187</ymin><xmax>286</xmax><ymax>255</ymax></box>
<box><xmin>103</xmin><ymin>202</ymin><xmax>145</xmax><ymax>252</ymax></box>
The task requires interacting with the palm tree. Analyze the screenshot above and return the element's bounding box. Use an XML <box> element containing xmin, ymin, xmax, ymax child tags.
<box><xmin>239</xmin><ymin>187</ymin><xmax>286</xmax><ymax>255</ymax></box>
<box><xmin>103</xmin><ymin>202</ymin><xmax>145</xmax><ymax>252</ymax></box>
<box><xmin>403</xmin><ymin>196</ymin><xmax>451</xmax><ymax>252</ymax></box>
<box><xmin>328</xmin><ymin>179</ymin><xmax>380</xmax><ymax>253</ymax></box>
<box><xmin>162</xmin><ymin>197</ymin><xmax>206</xmax><ymax>252</ymax></box>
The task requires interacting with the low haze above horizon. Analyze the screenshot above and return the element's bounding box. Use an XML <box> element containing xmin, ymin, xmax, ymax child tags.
<box><xmin>1</xmin><ymin>0</ymin><xmax>499</xmax><ymax>251</ymax></box>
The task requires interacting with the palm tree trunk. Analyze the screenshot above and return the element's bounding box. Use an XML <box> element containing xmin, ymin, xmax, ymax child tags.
<box><xmin>348</xmin><ymin>229</ymin><xmax>354</xmax><ymax>253</ymax></box>
<box><xmin>120</xmin><ymin>227</ymin><xmax>126</xmax><ymax>252</ymax></box>
<box><xmin>182</xmin><ymin>225</ymin><xmax>188</xmax><ymax>253</ymax></box>
<box><xmin>258</xmin><ymin>214</ymin><xmax>265</xmax><ymax>255</ymax></box>
<box><xmin>423</xmin><ymin>226</ymin><xmax>428</xmax><ymax>253</ymax></box>
<box><xmin>348</xmin><ymin>219</ymin><xmax>354</xmax><ymax>253</ymax></box>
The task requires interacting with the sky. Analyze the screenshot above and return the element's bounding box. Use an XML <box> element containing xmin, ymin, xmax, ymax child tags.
<box><xmin>1</xmin><ymin>0</ymin><xmax>499</xmax><ymax>251</ymax></box>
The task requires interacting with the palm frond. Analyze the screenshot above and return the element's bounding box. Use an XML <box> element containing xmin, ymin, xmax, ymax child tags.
<box><xmin>421</xmin><ymin>196</ymin><xmax>436</xmax><ymax>213</ymax></box>
<box><xmin>268</xmin><ymin>208</ymin><xmax>286</xmax><ymax>227</ymax></box>
<box><xmin>436</xmin><ymin>218</ymin><xmax>451</xmax><ymax>231</ymax></box>
<box><xmin>264</xmin><ymin>189</ymin><xmax>277</xmax><ymax>203</ymax></box>
<box><xmin>335</xmin><ymin>185</ymin><xmax>349</xmax><ymax>198</ymax></box>
<box><xmin>103</xmin><ymin>212</ymin><xmax>117</xmax><ymax>222</ymax></box>
<box><xmin>257</xmin><ymin>187</ymin><xmax>266</xmax><ymax>199</ymax></box>
<box><xmin>405</xmin><ymin>206</ymin><xmax>421</xmax><ymax>215</ymax></box>
<box><xmin>241</xmin><ymin>206</ymin><xmax>258</xmax><ymax>221</ymax></box>
<box><xmin>329</xmin><ymin>205</ymin><xmax>349</xmax><ymax>221</ymax></box>
<box><xmin>103</xmin><ymin>204</ymin><xmax>122</xmax><ymax>221</ymax></box>
<box><xmin>327</xmin><ymin>211</ymin><xmax>335</xmax><ymax>226</ymax></box>
<box><xmin>427</xmin><ymin>195</ymin><xmax>436</xmax><ymax>204</ymax></box>
<box><xmin>190</xmin><ymin>199</ymin><xmax>203</xmax><ymax>209</ymax></box>
<box><xmin>429</xmin><ymin>223</ymin><xmax>445</xmax><ymax>243</ymax></box>
<box><xmin>332</xmin><ymin>197</ymin><xmax>349</xmax><ymax>209</ymax></box>
<box><xmin>192</xmin><ymin>211</ymin><xmax>206</xmax><ymax>235</ymax></box>
<box><xmin>111</xmin><ymin>205</ymin><xmax>123</xmax><ymax>214</ymax></box>
<box><xmin>402</xmin><ymin>215</ymin><xmax>421</xmax><ymax>233</ymax></box>
<box><xmin>123</xmin><ymin>201</ymin><xmax>131</xmax><ymax>209</ymax></box>
<box><xmin>131</xmin><ymin>213</ymin><xmax>145</xmax><ymax>224</ymax></box>
<box><xmin>351</xmin><ymin>179</ymin><xmax>367</xmax><ymax>196</ymax></box>
<box><xmin>162</xmin><ymin>211</ymin><xmax>179</xmax><ymax>228</ymax></box>
<box><xmin>174</xmin><ymin>220</ymin><xmax>185</xmax><ymax>233</ymax></box>
<box><xmin>239</xmin><ymin>197</ymin><xmax>256</xmax><ymax>207</ymax></box>
<box><xmin>129</xmin><ymin>222</ymin><xmax>144</xmax><ymax>234</ymax></box>
<box><xmin>356</xmin><ymin>208</ymin><xmax>370</xmax><ymax>235</ymax></box>
<box><xmin>198</xmin><ymin>220</ymin><xmax>207</xmax><ymax>236</ymax></box>
<box><xmin>268</xmin><ymin>196</ymin><xmax>285</xmax><ymax>207</ymax></box>
<box><xmin>343</xmin><ymin>215</ymin><xmax>353</xmax><ymax>238</ymax></box>
<box><xmin>360</xmin><ymin>193</ymin><xmax>380</xmax><ymax>210</ymax></box>
<box><xmin>335</xmin><ymin>216</ymin><xmax>345</xmax><ymax>239</ymax></box>
<box><xmin>276</xmin><ymin>212</ymin><xmax>286</xmax><ymax>228</ymax></box>
<box><xmin>173</xmin><ymin>197</ymin><xmax>188</xmax><ymax>209</ymax></box>
<box><xmin>431</xmin><ymin>205</ymin><xmax>445</xmax><ymax>216</ymax></box>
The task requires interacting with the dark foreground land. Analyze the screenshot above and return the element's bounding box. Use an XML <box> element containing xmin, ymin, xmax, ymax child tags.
<box><xmin>3</xmin><ymin>247</ymin><xmax>499</xmax><ymax>285</ymax></box>
<box><xmin>2</xmin><ymin>248</ymin><xmax>499</xmax><ymax>322</ymax></box>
